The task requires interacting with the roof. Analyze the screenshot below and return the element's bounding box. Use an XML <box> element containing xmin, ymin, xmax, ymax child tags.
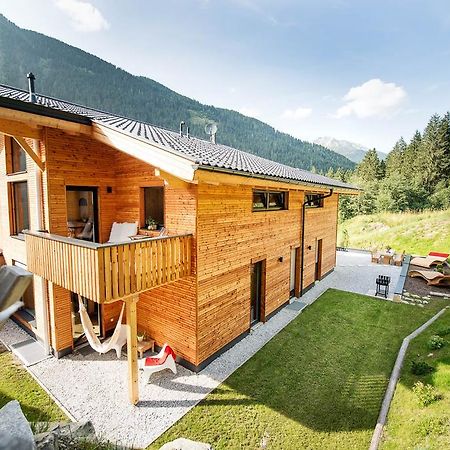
<box><xmin>0</xmin><ymin>83</ymin><xmax>357</xmax><ymax>191</ymax></box>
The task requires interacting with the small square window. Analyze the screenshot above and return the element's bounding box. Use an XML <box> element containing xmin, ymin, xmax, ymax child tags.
<box><xmin>253</xmin><ymin>191</ymin><xmax>267</xmax><ymax>210</ymax></box>
<box><xmin>305</xmin><ymin>194</ymin><xmax>324</xmax><ymax>208</ymax></box>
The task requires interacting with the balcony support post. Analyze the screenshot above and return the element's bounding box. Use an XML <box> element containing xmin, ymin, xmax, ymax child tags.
<box><xmin>126</xmin><ymin>295</ymin><xmax>139</xmax><ymax>405</ymax></box>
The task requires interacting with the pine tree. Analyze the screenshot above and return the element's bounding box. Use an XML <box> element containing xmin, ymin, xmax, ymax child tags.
<box><xmin>385</xmin><ymin>137</ymin><xmax>406</xmax><ymax>178</ymax></box>
<box><xmin>356</xmin><ymin>149</ymin><xmax>381</xmax><ymax>182</ymax></box>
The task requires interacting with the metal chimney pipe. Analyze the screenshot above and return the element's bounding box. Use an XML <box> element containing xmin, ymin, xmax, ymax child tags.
<box><xmin>211</xmin><ymin>132</ymin><xmax>216</xmax><ymax>144</ymax></box>
<box><xmin>186</xmin><ymin>125</ymin><xmax>190</xmax><ymax>139</ymax></box>
<box><xmin>27</xmin><ymin>72</ymin><xmax>37</xmax><ymax>103</ymax></box>
<box><xmin>179</xmin><ymin>121</ymin><xmax>185</xmax><ymax>137</ymax></box>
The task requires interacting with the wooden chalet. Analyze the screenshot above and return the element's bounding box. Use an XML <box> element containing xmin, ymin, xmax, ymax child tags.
<box><xmin>0</xmin><ymin>76</ymin><xmax>358</xmax><ymax>404</ymax></box>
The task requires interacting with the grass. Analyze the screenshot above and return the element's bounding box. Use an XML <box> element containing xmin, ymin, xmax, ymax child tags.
<box><xmin>338</xmin><ymin>209</ymin><xmax>450</xmax><ymax>255</ymax></box>
<box><xmin>0</xmin><ymin>350</ymin><xmax>67</xmax><ymax>423</ymax></box>
<box><xmin>381</xmin><ymin>309</ymin><xmax>450</xmax><ymax>450</ymax></box>
<box><xmin>149</xmin><ymin>289</ymin><xmax>446</xmax><ymax>450</ymax></box>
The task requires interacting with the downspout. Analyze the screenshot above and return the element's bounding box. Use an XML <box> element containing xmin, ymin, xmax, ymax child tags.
<box><xmin>299</xmin><ymin>189</ymin><xmax>333</xmax><ymax>296</ymax></box>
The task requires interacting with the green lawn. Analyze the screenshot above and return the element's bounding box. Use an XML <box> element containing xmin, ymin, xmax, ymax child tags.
<box><xmin>0</xmin><ymin>349</ymin><xmax>66</xmax><ymax>423</ymax></box>
<box><xmin>338</xmin><ymin>209</ymin><xmax>450</xmax><ymax>255</ymax></box>
<box><xmin>149</xmin><ymin>289</ymin><xmax>445</xmax><ymax>450</ymax></box>
<box><xmin>382</xmin><ymin>309</ymin><xmax>450</xmax><ymax>449</ymax></box>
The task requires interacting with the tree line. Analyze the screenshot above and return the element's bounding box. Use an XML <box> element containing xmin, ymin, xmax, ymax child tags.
<box><xmin>323</xmin><ymin>112</ymin><xmax>450</xmax><ymax>221</ymax></box>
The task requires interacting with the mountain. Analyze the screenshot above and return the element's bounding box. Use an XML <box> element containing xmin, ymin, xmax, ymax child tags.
<box><xmin>314</xmin><ymin>137</ymin><xmax>386</xmax><ymax>163</ymax></box>
<box><xmin>0</xmin><ymin>15</ymin><xmax>354</xmax><ymax>172</ymax></box>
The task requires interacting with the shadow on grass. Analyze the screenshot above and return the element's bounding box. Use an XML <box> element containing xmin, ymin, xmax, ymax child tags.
<box><xmin>0</xmin><ymin>393</ymin><xmax>59</xmax><ymax>423</ymax></box>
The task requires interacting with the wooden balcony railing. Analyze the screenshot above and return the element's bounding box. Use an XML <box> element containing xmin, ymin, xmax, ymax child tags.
<box><xmin>25</xmin><ymin>231</ymin><xmax>192</xmax><ymax>303</ymax></box>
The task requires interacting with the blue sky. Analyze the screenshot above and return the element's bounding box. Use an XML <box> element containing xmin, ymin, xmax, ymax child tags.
<box><xmin>1</xmin><ymin>0</ymin><xmax>449</xmax><ymax>152</ymax></box>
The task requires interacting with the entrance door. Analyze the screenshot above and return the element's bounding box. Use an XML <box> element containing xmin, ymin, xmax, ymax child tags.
<box><xmin>250</xmin><ymin>260</ymin><xmax>265</xmax><ymax>325</ymax></box>
<box><xmin>315</xmin><ymin>239</ymin><xmax>323</xmax><ymax>281</ymax></box>
<box><xmin>290</xmin><ymin>247</ymin><xmax>300</xmax><ymax>297</ymax></box>
<box><xmin>66</xmin><ymin>186</ymin><xmax>99</xmax><ymax>243</ymax></box>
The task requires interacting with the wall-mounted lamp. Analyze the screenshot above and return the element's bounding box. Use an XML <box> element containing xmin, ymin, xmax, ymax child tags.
<box><xmin>307</xmin><ymin>245</ymin><xmax>312</xmax><ymax>250</ymax></box>
<box><xmin>107</xmin><ymin>186</ymin><xmax>113</xmax><ymax>194</ymax></box>
<box><xmin>278</xmin><ymin>256</ymin><xmax>284</xmax><ymax>262</ymax></box>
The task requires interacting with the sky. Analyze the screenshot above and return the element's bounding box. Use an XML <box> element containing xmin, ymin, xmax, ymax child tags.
<box><xmin>0</xmin><ymin>0</ymin><xmax>449</xmax><ymax>153</ymax></box>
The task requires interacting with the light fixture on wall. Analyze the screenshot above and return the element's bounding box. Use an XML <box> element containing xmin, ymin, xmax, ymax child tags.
<box><xmin>307</xmin><ymin>245</ymin><xmax>312</xmax><ymax>250</ymax></box>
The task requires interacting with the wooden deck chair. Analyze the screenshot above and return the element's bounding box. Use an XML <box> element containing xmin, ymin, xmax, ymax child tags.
<box><xmin>371</xmin><ymin>251</ymin><xmax>381</xmax><ymax>264</ymax></box>
<box><xmin>409</xmin><ymin>270</ymin><xmax>444</xmax><ymax>285</ymax></box>
<box><xmin>410</xmin><ymin>255</ymin><xmax>448</xmax><ymax>268</ymax></box>
<box><xmin>139</xmin><ymin>344</ymin><xmax>177</xmax><ymax>382</ymax></box>
<box><xmin>394</xmin><ymin>251</ymin><xmax>405</xmax><ymax>266</ymax></box>
<box><xmin>429</xmin><ymin>274</ymin><xmax>450</xmax><ymax>286</ymax></box>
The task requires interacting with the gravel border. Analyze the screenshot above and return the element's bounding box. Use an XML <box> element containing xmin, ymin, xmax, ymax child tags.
<box><xmin>0</xmin><ymin>251</ymin><xmax>402</xmax><ymax>448</ymax></box>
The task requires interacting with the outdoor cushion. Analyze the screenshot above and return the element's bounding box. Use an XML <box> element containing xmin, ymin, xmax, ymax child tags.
<box><xmin>144</xmin><ymin>345</ymin><xmax>176</xmax><ymax>367</ymax></box>
<box><xmin>107</xmin><ymin>222</ymin><xmax>138</xmax><ymax>243</ymax></box>
<box><xmin>410</xmin><ymin>255</ymin><xmax>447</xmax><ymax>268</ymax></box>
<box><xmin>429</xmin><ymin>252</ymin><xmax>449</xmax><ymax>258</ymax></box>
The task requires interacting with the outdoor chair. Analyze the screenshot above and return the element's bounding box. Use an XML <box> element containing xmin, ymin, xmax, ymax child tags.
<box><xmin>76</xmin><ymin>219</ymin><xmax>94</xmax><ymax>241</ymax></box>
<box><xmin>409</xmin><ymin>270</ymin><xmax>450</xmax><ymax>286</ymax></box>
<box><xmin>371</xmin><ymin>251</ymin><xmax>381</xmax><ymax>264</ymax></box>
<box><xmin>107</xmin><ymin>221</ymin><xmax>138</xmax><ymax>243</ymax></box>
<box><xmin>393</xmin><ymin>251</ymin><xmax>405</xmax><ymax>266</ymax></box>
<box><xmin>375</xmin><ymin>275</ymin><xmax>390</xmax><ymax>298</ymax></box>
<box><xmin>139</xmin><ymin>344</ymin><xmax>177</xmax><ymax>382</ymax></box>
<box><xmin>410</xmin><ymin>254</ymin><xmax>448</xmax><ymax>268</ymax></box>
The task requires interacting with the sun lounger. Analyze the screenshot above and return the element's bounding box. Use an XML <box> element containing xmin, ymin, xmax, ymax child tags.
<box><xmin>408</xmin><ymin>269</ymin><xmax>450</xmax><ymax>286</ymax></box>
<box><xmin>410</xmin><ymin>255</ymin><xmax>448</xmax><ymax>268</ymax></box>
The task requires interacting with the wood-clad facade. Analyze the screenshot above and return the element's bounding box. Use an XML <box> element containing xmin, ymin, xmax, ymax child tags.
<box><xmin>0</xmin><ymin>104</ymin><xmax>352</xmax><ymax>372</ymax></box>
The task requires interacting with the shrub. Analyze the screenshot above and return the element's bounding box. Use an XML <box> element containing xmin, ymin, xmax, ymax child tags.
<box><xmin>410</xmin><ymin>360</ymin><xmax>435</xmax><ymax>375</ymax></box>
<box><xmin>416</xmin><ymin>416</ymin><xmax>449</xmax><ymax>437</ymax></box>
<box><xmin>428</xmin><ymin>335</ymin><xmax>446</xmax><ymax>350</ymax></box>
<box><xmin>413</xmin><ymin>381</ymin><xmax>442</xmax><ymax>407</ymax></box>
<box><xmin>437</xmin><ymin>327</ymin><xmax>450</xmax><ymax>337</ymax></box>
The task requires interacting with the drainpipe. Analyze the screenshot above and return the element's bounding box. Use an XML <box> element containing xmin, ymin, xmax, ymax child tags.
<box><xmin>299</xmin><ymin>189</ymin><xmax>333</xmax><ymax>296</ymax></box>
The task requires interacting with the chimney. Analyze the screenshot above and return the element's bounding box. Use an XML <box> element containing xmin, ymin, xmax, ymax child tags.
<box><xmin>27</xmin><ymin>72</ymin><xmax>37</xmax><ymax>103</ymax></box>
<box><xmin>179</xmin><ymin>121</ymin><xmax>185</xmax><ymax>137</ymax></box>
<box><xmin>186</xmin><ymin>125</ymin><xmax>190</xmax><ymax>139</ymax></box>
<box><xmin>211</xmin><ymin>132</ymin><xmax>216</xmax><ymax>144</ymax></box>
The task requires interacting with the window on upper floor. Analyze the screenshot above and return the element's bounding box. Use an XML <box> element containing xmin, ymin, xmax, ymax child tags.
<box><xmin>142</xmin><ymin>186</ymin><xmax>164</xmax><ymax>228</ymax></box>
<box><xmin>253</xmin><ymin>190</ymin><xmax>288</xmax><ymax>211</ymax></box>
<box><xmin>5</xmin><ymin>136</ymin><xmax>27</xmax><ymax>174</ymax></box>
<box><xmin>305</xmin><ymin>194</ymin><xmax>324</xmax><ymax>208</ymax></box>
<box><xmin>9</xmin><ymin>181</ymin><xmax>30</xmax><ymax>236</ymax></box>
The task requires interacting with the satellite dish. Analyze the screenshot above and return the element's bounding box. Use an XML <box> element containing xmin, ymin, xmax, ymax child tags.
<box><xmin>205</xmin><ymin>123</ymin><xmax>218</xmax><ymax>136</ymax></box>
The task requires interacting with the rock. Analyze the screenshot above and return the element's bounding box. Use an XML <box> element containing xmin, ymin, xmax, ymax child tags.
<box><xmin>159</xmin><ymin>438</ymin><xmax>212</xmax><ymax>450</ymax></box>
<box><xmin>0</xmin><ymin>400</ymin><xmax>35</xmax><ymax>450</ymax></box>
<box><xmin>34</xmin><ymin>421</ymin><xmax>95</xmax><ymax>449</ymax></box>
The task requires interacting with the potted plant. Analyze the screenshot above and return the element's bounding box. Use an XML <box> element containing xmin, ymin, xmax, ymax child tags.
<box><xmin>137</xmin><ymin>331</ymin><xmax>146</xmax><ymax>343</ymax></box>
<box><xmin>145</xmin><ymin>216</ymin><xmax>157</xmax><ymax>230</ymax></box>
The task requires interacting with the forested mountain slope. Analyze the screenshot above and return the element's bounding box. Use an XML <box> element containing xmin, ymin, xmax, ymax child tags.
<box><xmin>0</xmin><ymin>14</ymin><xmax>354</xmax><ymax>172</ymax></box>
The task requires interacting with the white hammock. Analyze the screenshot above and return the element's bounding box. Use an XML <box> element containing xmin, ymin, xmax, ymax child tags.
<box><xmin>78</xmin><ymin>298</ymin><xmax>127</xmax><ymax>358</ymax></box>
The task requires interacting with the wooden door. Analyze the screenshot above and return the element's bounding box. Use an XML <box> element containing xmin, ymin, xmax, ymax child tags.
<box><xmin>250</xmin><ymin>260</ymin><xmax>265</xmax><ymax>325</ymax></box>
<box><xmin>315</xmin><ymin>239</ymin><xmax>323</xmax><ymax>281</ymax></box>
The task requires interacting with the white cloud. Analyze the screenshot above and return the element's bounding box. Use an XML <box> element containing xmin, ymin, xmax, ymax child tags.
<box><xmin>54</xmin><ymin>0</ymin><xmax>109</xmax><ymax>32</ymax></box>
<box><xmin>281</xmin><ymin>107</ymin><xmax>312</xmax><ymax>120</ymax></box>
<box><xmin>335</xmin><ymin>79</ymin><xmax>407</xmax><ymax>119</ymax></box>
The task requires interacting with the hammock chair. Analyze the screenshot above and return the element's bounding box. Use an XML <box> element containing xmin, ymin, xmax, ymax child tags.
<box><xmin>78</xmin><ymin>297</ymin><xmax>127</xmax><ymax>358</ymax></box>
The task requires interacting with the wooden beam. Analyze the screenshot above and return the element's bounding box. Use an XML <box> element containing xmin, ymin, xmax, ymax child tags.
<box><xmin>126</xmin><ymin>296</ymin><xmax>139</xmax><ymax>405</ymax></box>
<box><xmin>12</xmin><ymin>136</ymin><xmax>45</xmax><ymax>172</ymax></box>
<box><xmin>0</xmin><ymin>118</ymin><xmax>42</xmax><ymax>139</ymax></box>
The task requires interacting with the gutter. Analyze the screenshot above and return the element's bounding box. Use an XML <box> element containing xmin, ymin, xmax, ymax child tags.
<box><xmin>0</xmin><ymin>96</ymin><xmax>91</xmax><ymax>125</ymax></box>
<box><xmin>299</xmin><ymin>189</ymin><xmax>334</xmax><ymax>296</ymax></box>
<box><xmin>197</xmin><ymin>165</ymin><xmax>358</xmax><ymax>193</ymax></box>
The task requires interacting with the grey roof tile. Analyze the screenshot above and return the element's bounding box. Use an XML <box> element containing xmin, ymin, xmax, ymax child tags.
<box><xmin>0</xmin><ymin>84</ymin><xmax>357</xmax><ymax>190</ymax></box>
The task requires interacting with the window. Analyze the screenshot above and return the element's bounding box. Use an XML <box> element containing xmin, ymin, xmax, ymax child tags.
<box><xmin>142</xmin><ymin>187</ymin><xmax>164</xmax><ymax>227</ymax></box>
<box><xmin>6</xmin><ymin>137</ymin><xmax>27</xmax><ymax>174</ymax></box>
<box><xmin>253</xmin><ymin>190</ymin><xmax>287</xmax><ymax>211</ymax></box>
<box><xmin>10</xmin><ymin>181</ymin><xmax>30</xmax><ymax>235</ymax></box>
<box><xmin>305</xmin><ymin>194</ymin><xmax>324</xmax><ymax>208</ymax></box>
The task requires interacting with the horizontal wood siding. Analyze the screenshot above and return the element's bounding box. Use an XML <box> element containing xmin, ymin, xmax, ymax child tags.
<box><xmin>302</xmin><ymin>193</ymin><xmax>339</xmax><ymax>289</ymax></box>
<box><xmin>196</xmin><ymin>184</ymin><xmax>302</xmax><ymax>363</ymax></box>
<box><xmin>138</xmin><ymin>276</ymin><xmax>197</xmax><ymax>364</ymax></box>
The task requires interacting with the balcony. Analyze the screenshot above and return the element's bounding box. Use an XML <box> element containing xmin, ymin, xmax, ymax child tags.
<box><xmin>25</xmin><ymin>231</ymin><xmax>193</xmax><ymax>303</ymax></box>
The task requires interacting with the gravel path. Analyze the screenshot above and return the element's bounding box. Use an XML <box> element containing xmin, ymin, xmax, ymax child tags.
<box><xmin>0</xmin><ymin>251</ymin><xmax>401</xmax><ymax>448</ymax></box>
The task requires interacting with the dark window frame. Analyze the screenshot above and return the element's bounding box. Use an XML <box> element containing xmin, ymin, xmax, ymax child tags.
<box><xmin>5</xmin><ymin>136</ymin><xmax>27</xmax><ymax>175</ymax></box>
<box><xmin>305</xmin><ymin>193</ymin><xmax>324</xmax><ymax>208</ymax></box>
<box><xmin>252</xmin><ymin>190</ymin><xmax>288</xmax><ymax>212</ymax></box>
<box><xmin>9</xmin><ymin>181</ymin><xmax>30</xmax><ymax>236</ymax></box>
<box><xmin>140</xmin><ymin>186</ymin><xmax>165</xmax><ymax>228</ymax></box>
